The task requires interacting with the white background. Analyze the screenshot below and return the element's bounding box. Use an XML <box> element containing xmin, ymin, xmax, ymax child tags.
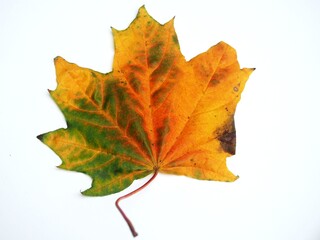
<box><xmin>1</xmin><ymin>0</ymin><xmax>320</xmax><ymax>239</ymax></box>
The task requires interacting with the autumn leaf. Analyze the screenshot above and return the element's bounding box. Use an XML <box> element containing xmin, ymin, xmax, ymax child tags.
<box><xmin>38</xmin><ymin>6</ymin><xmax>254</xmax><ymax>237</ymax></box>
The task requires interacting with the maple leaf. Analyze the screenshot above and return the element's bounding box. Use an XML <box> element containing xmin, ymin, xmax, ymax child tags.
<box><xmin>38</xmin><ymin>6</ymin><xmax>254</xmax><ymax>237</ymax></box>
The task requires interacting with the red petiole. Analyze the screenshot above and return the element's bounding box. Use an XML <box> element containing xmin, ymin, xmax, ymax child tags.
<box><xmin>115</xmin><ymin>170</ymin><xmax>158</xmax><ymax>237</ymax></box>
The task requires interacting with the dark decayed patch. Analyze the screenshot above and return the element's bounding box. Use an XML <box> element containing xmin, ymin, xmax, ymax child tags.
<box><xmin>218</xmin><ymin>131</ymin><xmax>236</xmax><ymax>155</ymax></box>
<box><xmin>217</xmin><ymin>118</ymin><xmax>236</xmax><ymax>155</ymax></box>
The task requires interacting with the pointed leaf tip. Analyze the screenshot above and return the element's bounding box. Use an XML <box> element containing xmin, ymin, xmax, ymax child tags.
<box><xmin>243</xmin><ymin>67</ymin><xmax>256</xmax><ymax>75</ymax></box>
<box><xmin>54</xmin><ymin>56</ymin><xmax>62</xmax><ymax>63</ymax></box>
<box><xmin>111</xmin><ymin>26</ymin><xmax>119</xmax><ymax>34</ymax></box>
<box><xmin>137</xmin><ymin>5</ymin><xmax>150</xmax><ymax>18</ymax></box>
<box><xmin>36</xmin><ymin>134</ymin><xmax>44</xmax><ymax>142</ymax></box>
<box><xmin>138</xmin><ymin>5</ymin><xmax>147</xmax><ymax>12</ymax></box>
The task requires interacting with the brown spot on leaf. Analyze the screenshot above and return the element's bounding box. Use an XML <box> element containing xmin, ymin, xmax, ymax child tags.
<box><xmin>210</xmin><ymin>78</ymin><xmax>220</xmax><ymax>86</ymax></box>
<box><xmin>217</xmin><ymin>118</ymin><xmax>236</xmax><ymax>155</ymax></box>
<box><xmin>218</xmin><ymin>131</ymin><xmax>236</xmax><ymax>155</ymax></box>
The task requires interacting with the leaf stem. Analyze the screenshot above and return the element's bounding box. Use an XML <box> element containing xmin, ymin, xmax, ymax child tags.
<box><xmin>115</xmin><ymin>170</ymin><xmax>158</xmax><ymax>237</ymax></box>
